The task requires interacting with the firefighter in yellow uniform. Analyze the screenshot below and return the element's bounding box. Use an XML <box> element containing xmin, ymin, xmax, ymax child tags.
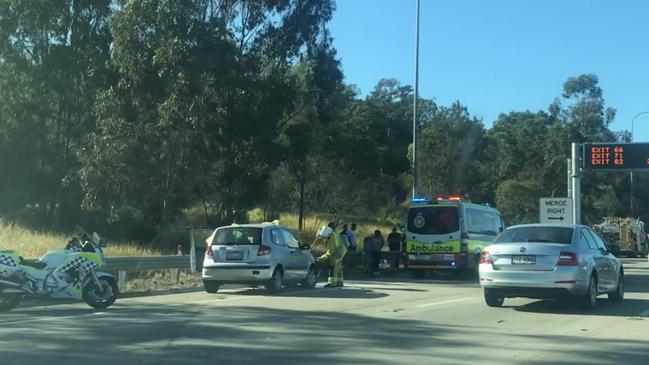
<box><xmin>315</xmin><ymin>225</ymin><xmax>347</xmax><ymax>287</ymax></box>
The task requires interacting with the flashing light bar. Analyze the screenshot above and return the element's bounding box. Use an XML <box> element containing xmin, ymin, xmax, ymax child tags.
<box><xmin>412</xmin><ymin>195</ymin><xmax>462</xmax><ymax>204</ymax></box>
<box><xmin>412</xmin><ymin>197</ymin><xmax>429</xmax><ymax>203</ymax></box>
<box><xmin>436</xmin><ymin>195</ymin><xmax>461</xmax><ymax>201</ymax></box>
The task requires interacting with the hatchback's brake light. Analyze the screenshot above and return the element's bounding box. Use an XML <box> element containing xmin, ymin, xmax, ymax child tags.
<box><xmin>257</xmin><ymin>245</ymin><xmax>272</xmax><ymax>256</ymax></box>
<box><xmin>206</xmin><ymin>243</ymin><xmax>213</xmax><ymax>256</ymax></box>
<box><xmin>479</xmin><ymin>251</ymin><xmax>492</xmax><ymax>264</ymax></box>
<box><xmin>557</xmin><ymin>251</ymin><xmax>578</xmax><ymax>266</ymax></box>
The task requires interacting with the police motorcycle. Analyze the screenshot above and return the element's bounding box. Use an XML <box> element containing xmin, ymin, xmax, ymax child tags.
<box><xmin>0</xmin><ymin>227</ymin><xmax>118</xmax><ymax>312</ymax></box>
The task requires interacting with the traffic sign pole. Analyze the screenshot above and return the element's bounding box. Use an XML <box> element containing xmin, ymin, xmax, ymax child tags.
<box><xmin>571</xmin><ymin>143</ymin><xmax>581</xmax><ymax>225</ymax></box>
<box><xmin>567</xmin><ymin>158</ymin><xmax>572</xmax><ymax>200</ymax></box>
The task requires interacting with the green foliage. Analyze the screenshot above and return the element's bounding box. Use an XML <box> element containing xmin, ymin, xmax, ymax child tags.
<box><xmin>495</xmin><ymin>179</ymin><xmax>543</xmax><ymax>225</ymax></box>
<box><xmin>0</xmin><ymin>1</ymin><xmax>640</xmax><ymax>242</ymax></box>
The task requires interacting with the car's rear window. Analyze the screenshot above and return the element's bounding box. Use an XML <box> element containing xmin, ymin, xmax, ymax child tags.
<box><xmin>494</xmin><ymin>227</ymin><xmax>574</xmax><ymax>244</ymax></box>
<box><xmin>211</xmin><ymin>227</ymin><xmax>262</xmax><ymax>245</ymax></box>
<box><xmin>407</xmin><ymin>206</ymin><xmax>460</xmax><ymax>235</ymax></box>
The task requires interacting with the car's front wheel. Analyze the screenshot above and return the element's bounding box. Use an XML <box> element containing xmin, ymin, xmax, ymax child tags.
<box><xmin>484</xmin><ymin>289</ymin><xmax>504</xmax><ymax>307</ymax></box>
<box><xmin>265</xmin><ymin>268</ymin><xmax>283</xmax><ymax>294</ymax></box>
<box><xmin>608</xmin><ymin>272</ymin><xmax>624</xmax><ymax>302</ymax></box>
<box><xmin>203</xmin><ymin>281</ymin><xmax>220</xmax><ymax>294</ymax></box>
<box><xmin>302</xmin><ymin>265</ymin><xmax>317</xmax><ymax>289</ymax></box>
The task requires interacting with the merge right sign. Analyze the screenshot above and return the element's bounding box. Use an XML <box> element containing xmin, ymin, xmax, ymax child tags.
<box><xmin>540</xmin><ymin>198</ymin><xmax>574</xmax><ymax>224</ymax></box>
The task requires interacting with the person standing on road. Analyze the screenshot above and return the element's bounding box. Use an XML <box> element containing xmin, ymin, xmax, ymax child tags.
<box><xmin>387</xmin><ymin>227</ymin><xmax>403</xmax><ymax>270</ymax></box>
<box><xmin>347</xmin><ymin>223</ymin><xmax>358</xmax><ymax>253</ymax></box>
<box><xmin>315</xmin><ymin>224</ymin><xmax>347</xmax><ymax>287</ymax></box>
<box><xmin>367</xmin><ymin>230</ymin><xmax>384</xmax><ymax>276</ymax></box>
<box><xmin>339</xmin><ymin>224</ymin><xmax>352</xmax><ymax>252</ymax></box>
<box><xmin>362</xmin><ymin>234</ymin><xmax>374</xmax><ymax>274</ymax></box>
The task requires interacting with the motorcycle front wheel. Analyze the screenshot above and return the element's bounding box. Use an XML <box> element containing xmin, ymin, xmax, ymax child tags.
<box><xmin>0</xmin><ymin>292</ymin><xmax>22</xmax><ymax>312</ymax></box>
<box><xmin>82</xmin><ymin>277</ymin><xmax>118</xmax><ymax>309</ymax></box>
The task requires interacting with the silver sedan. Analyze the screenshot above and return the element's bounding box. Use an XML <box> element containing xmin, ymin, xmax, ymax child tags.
<box><xmin>479</xmin><ymin>224</ymin><xmax>624</xmax><ymax>309</ymax></box>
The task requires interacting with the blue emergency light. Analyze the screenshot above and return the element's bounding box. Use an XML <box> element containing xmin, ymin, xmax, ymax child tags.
<box><xmin>412</xmin><ymin>196</ymin><xmax>430</xmax><ymax>204</ymax></box>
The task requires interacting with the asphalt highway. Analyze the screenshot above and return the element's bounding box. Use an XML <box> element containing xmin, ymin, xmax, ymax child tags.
<box><xmin>2</xmin><ymin>258</ymin><xmax>648</xmax><ymax>365</ymax></box>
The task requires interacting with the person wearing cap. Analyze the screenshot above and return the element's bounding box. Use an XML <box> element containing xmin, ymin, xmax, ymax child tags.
<box><xmin>315</xmin><ymin>224</ymin><xmax>347</xmax><ymax>287</ymax></box>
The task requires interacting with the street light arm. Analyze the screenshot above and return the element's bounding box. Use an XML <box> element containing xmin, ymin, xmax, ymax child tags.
<box><xmin>631</xmin><ymin>111</ymin><xmax>649</xmax><ymax>142</ymax></box>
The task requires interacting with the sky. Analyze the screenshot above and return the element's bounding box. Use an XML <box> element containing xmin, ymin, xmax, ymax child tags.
<box><xmin>329</xmin><ymin>0</ymin><xmax>649</xmax><ymax>141</ymax></box>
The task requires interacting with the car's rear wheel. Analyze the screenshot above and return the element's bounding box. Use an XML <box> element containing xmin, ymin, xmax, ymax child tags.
<box><xmin>0</xmin><ymin>292</ymin><xmax>22</xmax><ymax>312</ymax></box>
<box><xmin>581</xmin><ymin>275</ymin><xmax>597</xmax><ymax>310</ymax></box>
<box><xmin>608</xmin><ymin>272</ymin><xmax>624</xmax><ymax>302</ymax></box>
<box><xmin>484</xmin><ymin>289</ymin><xmax>504</xmax><ymax>307</ymax></box>
<box><xmin>265</xmin><ymin>268</ymin><xmax>283</xmax><ymax>294</ymax></box>
<box><xmin>203</xmin><ymin>281</ymin><xmax>220</xmax><ymax>294</ymax></box>
<box><xmin>302</xmin><ymin>265</ymin><xmax>317</xmax><ymax>289</ymax></box>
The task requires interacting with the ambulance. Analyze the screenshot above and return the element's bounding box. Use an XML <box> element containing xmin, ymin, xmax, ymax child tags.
<box><xmin>404</xmin><ymin>195</ymin><xmax>504</xmax><ymax>275</ymax></box>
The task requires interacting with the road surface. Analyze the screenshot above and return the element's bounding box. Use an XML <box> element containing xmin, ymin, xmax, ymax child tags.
<box><xmin>2</xmin><ymin>258</ymin><xmax>648</xmax><ymax>365</ymax></box>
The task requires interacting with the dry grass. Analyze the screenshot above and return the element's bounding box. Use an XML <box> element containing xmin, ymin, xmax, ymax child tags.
<box><xmin>0</xmin><ymin>220</ymin><xmax>159</xmax><ymax>259</ymax></box>
<box><xmin>0</xmin><ymin>211</ymin><xmax>395</xmax><ymax>293</ymax></box>
<box><xmin>123</xmin><ymin>271</ymin><xmax>203</xmax><ymax>293</ymax></box>
<box><xmin>274</xmin><ymin>213</ymin><xmax>394</xmax><ymax>251</ymax></box>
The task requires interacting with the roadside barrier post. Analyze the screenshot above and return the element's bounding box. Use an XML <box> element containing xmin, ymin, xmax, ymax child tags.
<box><xmin>171</xmin><ymin>245</ymin><xmax>182</xmax><ymax>284</ymax></box>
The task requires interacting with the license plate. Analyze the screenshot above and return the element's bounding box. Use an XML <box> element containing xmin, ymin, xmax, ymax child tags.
<box><xmin>431</xmin><ymin>254</ymin><xmax>455</xmax><ymax>261</ymax></box>
<box><xmin>511</xmin><ymin>255</ymin><xmax>536</xmax><ymax>264</ymax></box>
<box><xmin>226</xmin><ymin>251</ymin><xmax>244</xmax><ymax>260</ymax></box>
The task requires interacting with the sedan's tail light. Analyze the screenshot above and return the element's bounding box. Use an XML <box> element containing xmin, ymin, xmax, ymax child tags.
<box><xmin>479</xmin><ymin>251</ymin><xmax>492</xmax><ymax>264</ymax></box>
<box><xmin>557</xmin><ymin>251</ymin><xmax>578</xmax><ymax>266</ymax></box>
<box><xmin>206</xmin><ymin>243</ymin><xmax>213</xmax><ymax>256</ymax></box>
<box><xmin>257</xmin><ymin>245</ymin><xmax>272</xmax><ymax>256</ymax></box>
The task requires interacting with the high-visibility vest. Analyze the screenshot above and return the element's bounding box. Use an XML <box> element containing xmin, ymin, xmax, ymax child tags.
<box><xmin>328</xmin><ymin>233</ymin><xmax>346</xmax><ymax>259</ymax></box>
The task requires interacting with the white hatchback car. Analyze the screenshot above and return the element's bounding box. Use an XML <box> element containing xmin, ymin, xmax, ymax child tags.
<box><xmin>479</xmin><ymin>224</ymin><xmax>624</xmax><ymax>310</ymax></box>
<box><xmin>202</xmin><ymin>223</ymin><xmax>317</xmax><ymax>294</ymax></box>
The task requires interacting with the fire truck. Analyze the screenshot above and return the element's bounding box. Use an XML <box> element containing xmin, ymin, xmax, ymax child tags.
<box><xmin>592</xmin><ymin>217</ymin><xmax>648</xmax><ymax>257</ymax></box>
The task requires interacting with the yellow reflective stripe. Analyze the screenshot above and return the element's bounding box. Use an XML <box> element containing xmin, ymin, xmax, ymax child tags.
<box><xmin>405</xmin><ymin>240</ymin><xmax>460</xmax><ymax>253</ymax></box>
<box><xmin>467</xmin><ymin>240</ymin><xmax>492</xmax><ymax>253</ymax></box>
<box><xmin>80</xmin><ymin>252</ymin><xmax>102</xmax><ymax>266</ymax></box>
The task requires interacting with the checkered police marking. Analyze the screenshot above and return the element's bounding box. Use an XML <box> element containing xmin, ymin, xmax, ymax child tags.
<box><xmin>57</xmin><ymin>257</ymin><xmax>99</xmax><ymax>274</ymax></box>
<box><xmin>0</xmin><ymin>254</ymin><xmax>18</xmax><ymax>268</ymax></box>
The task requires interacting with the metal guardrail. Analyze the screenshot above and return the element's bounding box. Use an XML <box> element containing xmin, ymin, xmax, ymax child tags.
<box><xmin>23</xmin><ymin>251</ymin><xmax>402</xmax><ymax>289</ymax></box>
<box><xmin>104</xmin><ymin>256</ymin><xmax>190</xmax><ymax>271</ymax></box>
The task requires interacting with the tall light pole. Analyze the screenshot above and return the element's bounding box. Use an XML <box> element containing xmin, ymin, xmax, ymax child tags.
<box><xmin>412</xmin><ymin>0</ymin><xmax>420</xmax><ymax>199</ymax></box>
<box><xmin>630</xmin><ymin>111</ymin><xmax>649</xmax><ymax>217</ymax></box>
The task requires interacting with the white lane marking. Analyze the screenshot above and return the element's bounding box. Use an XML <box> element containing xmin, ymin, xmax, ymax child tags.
<box><xmin>194</xmin><ymin>296</ymin><xmax>259</xmax><ymax>305</ymax></box>
<box><xmin>3</xmin><ymin>311</ymin><xmax>114</xmax><ymax>326</ymax></box>
<box><xmin>414</xmin><ymin>297</ymin><xmax>473</xmax><ymax>308</ymax></box>
<box><xmin>638</xmin><ymin>308</ymin><xmax>649</xmax><ymax>317</ymax></box>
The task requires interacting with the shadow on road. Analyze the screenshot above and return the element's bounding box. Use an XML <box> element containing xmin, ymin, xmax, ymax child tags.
<box><xmin>221</xmin><ymin>286</ymin><xmax>389</xmax><ymax>299</ymax></box>
<box><xmin>512</xmin><ymin>297</ymin><xmax>649</xmax><ymax>317</ymax></box>
<box><xmin>3</xmin><ymin>301</ymin><xmax>649</xmax><ymax>365</ymax></box>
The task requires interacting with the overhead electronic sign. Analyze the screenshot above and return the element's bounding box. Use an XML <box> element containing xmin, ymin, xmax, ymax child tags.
<box><xmin>583</xmin><ymin>143</ymin><xmax>649</xmax><ymax>171</ymax></box>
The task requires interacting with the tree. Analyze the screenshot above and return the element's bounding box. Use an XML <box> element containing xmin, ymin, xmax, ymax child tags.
<box><xmin>0</xmin><ymin>0</ymin><xmax>112</xmax><ymax>228</ymax></box>
<box><xmin>417</xmin><ymin>101</ymin><xmax>487</xmax><ymax>199</ymax></box>
<box><xmin>278</xmin><ymin>36</ymin><xmax>348</xmax><ymax>230</ymax></box>
<box><xmin>495</xmin><ymin>179</ymin><xmax>543</xmax><ymax>224</ymax></box>
<box><xmin>80</xmin><ymin>0</ymin><xmax>336</xmax><ymax>238</ymax></box>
